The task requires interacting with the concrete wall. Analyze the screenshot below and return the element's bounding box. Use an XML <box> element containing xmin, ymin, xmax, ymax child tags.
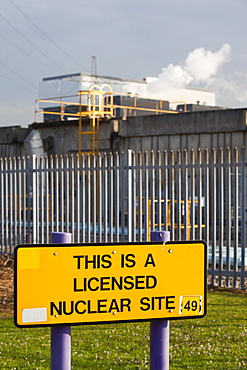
<box><xmin>112</xmin><ymin>108</ymin><xmax>247</xmax><ymax>154</ymax></box>
<box><xmin>35</xmin><ymin>108</ymin><xmax>247</xmax><ymax>158</ymax></box>
<box><xmin>1</xmin><ymin>108</ymin><xmax>246</xmax><ymax>158</ymax></box>
<box><xmin>32</xmin><ymin>120</ymin><xmax>80</xmax><ymax>155</ymax></box>
<box><xmin>31</xmin><ymin>118</ymin><xmax>113</xmax><ymax>155</ymax></box>
<box><xmin>0</xmin><ymin>126</ymin><xmax>30</xmax><ymax>158</ymax></box>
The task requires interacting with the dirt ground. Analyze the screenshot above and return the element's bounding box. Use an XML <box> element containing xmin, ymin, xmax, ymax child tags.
<box><xmin>0</xmin><ymin>254</ymin><xmax>14</xmax><ymax>316</ymax></box>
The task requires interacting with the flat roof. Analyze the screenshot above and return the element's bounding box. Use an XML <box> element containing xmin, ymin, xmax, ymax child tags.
<box><xmin>42</xmin><ymin>72</ymin><xmax>147</xmax><ymax>85</ymax></box>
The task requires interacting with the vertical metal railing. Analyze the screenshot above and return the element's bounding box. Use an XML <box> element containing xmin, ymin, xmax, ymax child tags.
<box><xmin>183</xmin><ymin>149</ymin><xmax>189</xmax><ymax>241</ymax></box>
<box><xmin>114</xmin><ymin>152</ymin><xmax>120</xmax><ymax>242</ymax></box>
<box><xmin>225</xmin><ymin>147</ymin><xmax>232</xmax><ymax>286</ymax></box>
<box><xmin>241</xmin><ymin>146</ymin><xmax>247</xmax><ymax>288</ymax></box>
<box><xmin>0</xmin><ymin>148</ymin><xmax>246</xmax><ymax>289</ymax></box>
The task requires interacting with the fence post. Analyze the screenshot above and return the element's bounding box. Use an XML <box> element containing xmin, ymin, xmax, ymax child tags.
<box><xmin>50</xmin><ymin>232</ymin><xmax>72</xmax><ymax>370</ymax></box>
<box><xmin>32</xmin><ymin>155</ymin><xmax>37</xmax><ymax>244</ymax></box>
<box><xmin>26</xmin><ymin>155</ymin><xmax>37</xmax><ymax>244</ymax></box>
<box><xmin>128</xmin><ymin>149</ymin><xmax>133</xmax><ymax>242</ymax></box>
<box><xmin>150</xmin><ymin>230</ymin><xmax>170</xmax><ymax>370</ymax></box>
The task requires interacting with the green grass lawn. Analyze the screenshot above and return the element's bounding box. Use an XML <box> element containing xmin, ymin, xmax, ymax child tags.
<box><xmin>0</xmin><ymin>290</ymin><xmax>246</xmax><ymax>369</ymax></box>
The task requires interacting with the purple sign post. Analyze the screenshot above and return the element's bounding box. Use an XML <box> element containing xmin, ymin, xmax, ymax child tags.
<box><xmin>150</xmin><ymin>230</ymin><xmax>171</xmax><ymax>370</ymax></box>
<box><xmin>50</xmin><ymin>232</ymin><xmax>72</xmax><ymax>370</ymax></box>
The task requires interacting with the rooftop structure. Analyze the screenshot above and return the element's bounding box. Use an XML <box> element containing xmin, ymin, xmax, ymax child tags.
<box><xmin>37</xmin><ymin>72</ymin><xmax>218</xmax><ymax>154</ymax></box>
<box><xmin>39</xmin><ymin>72</ymin><xmax>216</xmax><ymax>107</ymax></box>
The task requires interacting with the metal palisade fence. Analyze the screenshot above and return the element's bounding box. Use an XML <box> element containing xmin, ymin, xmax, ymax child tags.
<box><xmin>0</xmin><ymin>147</ymin><xmax>246</xmax><ymax>289</ymax></box>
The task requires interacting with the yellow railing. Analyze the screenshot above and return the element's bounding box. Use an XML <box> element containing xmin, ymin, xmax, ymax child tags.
<box><xmin>35</xmin><ymin>86</ymin><xmax>185</xmax><ymax>122</ymax></box>
<box><xmin>35</xmin><ymin>84</ymin><xmax>186</xmax><ymax>154</ymax></box>
<box><xmin>125</xmin><ymin>197</ymin><xmax>205</xmax><ymax>240</ymax></box>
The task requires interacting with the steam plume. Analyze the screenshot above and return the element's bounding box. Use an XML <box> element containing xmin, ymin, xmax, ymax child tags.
<box><xmin>146</xmin><ymin>44</ymin><xmax>232</xmax><ymax>101</ymax></box>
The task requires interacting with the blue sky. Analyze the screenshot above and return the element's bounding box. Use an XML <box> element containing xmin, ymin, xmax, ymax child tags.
<box><xmin>1</xmin><ymin>0</ymin><xmax>247</xmax><ymax>126</ymax></box>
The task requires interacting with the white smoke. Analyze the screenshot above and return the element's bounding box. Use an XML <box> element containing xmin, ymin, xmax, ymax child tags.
<box><xmin>146</xmin><ymin>44</ymin><xmax>233</xmax><ymax>104</ymax></box>
<box><xmin>184</xmin><ymin>44</ymin><xmax>231</xmax><ymax>83</ymax></box>
<box><xmin>209</xmin><ymin>69</ymin><xmax>247</xmax><ymax>107</ymax></box>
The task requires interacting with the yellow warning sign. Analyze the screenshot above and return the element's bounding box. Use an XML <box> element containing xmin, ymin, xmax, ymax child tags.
<box><xmin>14</xmin><ymin>241</ymin><xmax>207</xmax><ymax>327</ymax></box>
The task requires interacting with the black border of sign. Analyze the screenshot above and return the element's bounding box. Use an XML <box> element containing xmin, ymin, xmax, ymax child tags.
<box><xmin>14</xmin><ymin>240</ymin><xmax>207</xmax><ymax>328</ymax></box>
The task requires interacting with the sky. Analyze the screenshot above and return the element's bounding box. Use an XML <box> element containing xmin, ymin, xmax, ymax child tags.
<box><xmin>1</xmin><ymin>0</ymin><xmax>247</xmax><ymax>127</ymax></box>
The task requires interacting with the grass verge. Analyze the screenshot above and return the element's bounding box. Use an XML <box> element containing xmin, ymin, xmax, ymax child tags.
<box><xmin>0</xmin><ymin>290</ymin><xmax>246</xmax><ymax>369</ymax></box>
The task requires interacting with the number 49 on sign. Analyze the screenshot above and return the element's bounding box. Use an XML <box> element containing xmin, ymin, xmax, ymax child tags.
<box><xmin>179</xmin><ymin>296</ymin><xmax>202</xmax><ymax>315</ymax></box>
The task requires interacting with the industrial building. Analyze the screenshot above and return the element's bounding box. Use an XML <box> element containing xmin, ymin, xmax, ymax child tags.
<box><xmin>0</xmin><ymin>72</ymin><xmax>246</xmax><ymax>159</ymax></box>
<box><xmin>38</xmin><ymin>72</ymin><xmax>216</xmax><ymax>108</ymax></box>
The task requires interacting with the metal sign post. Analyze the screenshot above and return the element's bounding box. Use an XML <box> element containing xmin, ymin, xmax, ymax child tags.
<box><xmin>150</xmin><ymin>231</ymin><xmax>170</xmax><ymax>370</ymax></box>
<box><xmin>14</xmin><ymin>237</ymin><xmax>206</xmax><ymax>369</ymax></box>
<box><xmin>50</xmin><ymin>232</ymin><xmax>72</xmax><ymax>370</ymax></box>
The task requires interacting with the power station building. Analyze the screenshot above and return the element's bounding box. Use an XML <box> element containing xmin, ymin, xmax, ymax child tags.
<box><xmin>38</xmin><ymin>72</ymin><xmax>216</xmax><ymax>109</ymax></box>
<box><xmin>0</xmin><ymin>72</ymin><xmax>246</xmax><ymax>159</ymax></box>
